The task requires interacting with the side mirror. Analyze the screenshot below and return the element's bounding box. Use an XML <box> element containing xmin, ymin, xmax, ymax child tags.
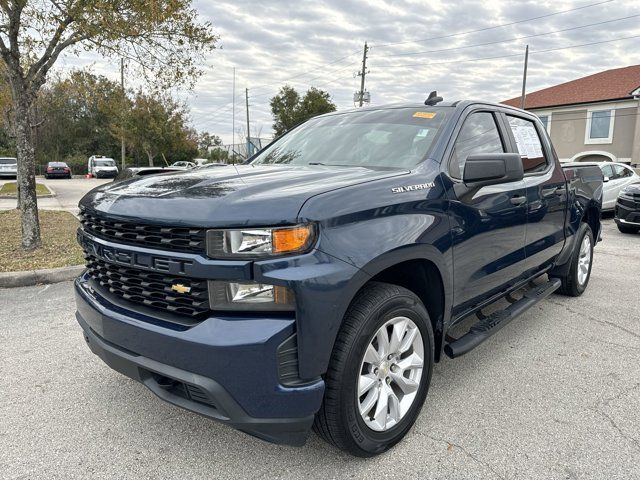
<box><xmin>603</xmin><ymin>176</ymin><xmax>610</xmax><ymax>183</ymax></box>
<box><xmin>463</xmin><ymin>153</ymin><xmax>524</xmax><ymax>186</ymax></box>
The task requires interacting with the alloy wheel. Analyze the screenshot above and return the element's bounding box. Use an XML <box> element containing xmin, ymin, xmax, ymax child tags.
<box><xmin>357</xmin><ymin>316</ymin><xmax>424</xmax><ymax>432</ymax></box>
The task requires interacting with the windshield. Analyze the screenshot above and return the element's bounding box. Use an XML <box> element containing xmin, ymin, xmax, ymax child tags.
<box><xmin>95</xmin><ymin>159</ymin><xmax>115</xmax><ymax>167</ymax></box>
<box><xmin>0</xmin><ymin>158</ymin><xmax>16</xmax><ymax>164</ymax></box>
<box><xmin>251</xmin><ymin>107</ymin><xmax>448</xmax><ymax>169</ymax></box>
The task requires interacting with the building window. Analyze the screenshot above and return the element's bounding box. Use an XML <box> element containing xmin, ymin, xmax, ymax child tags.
<box><xmin>538</xmin><ymin>115</ymin><xmax>549</xmax><ymax>131</ymax></box>
<box><xmin>585</xmin><ymin>109</ymin><xmax>615</xmax><ymax>144</ymax></box>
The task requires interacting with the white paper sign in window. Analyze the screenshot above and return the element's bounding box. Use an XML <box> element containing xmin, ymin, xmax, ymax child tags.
<box><xmin>507</xmin><ymin>116</ymin><xmax>548</xmax><ymax>174</ymax></box>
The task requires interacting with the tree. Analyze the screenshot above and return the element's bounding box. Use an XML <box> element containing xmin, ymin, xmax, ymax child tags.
<box><xmin>270</xmin><ymin>86</ymin><xmax>336</xmax><ymax>137</ymax></box>
<box><xmin>35</xmin><ymin>71</ymin><xmax>128</xmax><ymax>166</ymax></box>
<box><xmin>197</xmin><ymin>131</ymin><xmax>223</xmax><ymax>157</ymax></box>
<box><xmin>126</xmin><ymin>91</ymin><xmax>196</xmax><ymax>166</ymax></box>
<box><xmin>0</xmin><ymin>1</ymin><xmax>217</xmax><ymax>250</ymax></box>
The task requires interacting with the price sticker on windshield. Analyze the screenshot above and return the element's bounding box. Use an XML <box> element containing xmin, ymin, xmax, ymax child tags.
<box><xmin>413</xmin><ymin>111</ymin><xmax>436</xmax><ymax>119</ymax></box>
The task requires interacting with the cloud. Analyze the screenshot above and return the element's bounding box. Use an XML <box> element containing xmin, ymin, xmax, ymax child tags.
<box><xmin>58</xmin><ymin>0</ymin><xmax>640</xmax><ymax>144</ymax></box>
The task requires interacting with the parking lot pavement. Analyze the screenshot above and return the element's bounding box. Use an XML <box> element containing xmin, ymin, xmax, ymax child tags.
<box><xmin>0</xmin><ymin>177</ymin><xmax>111</xmax><ymax>213</ymax></box>
<box><xmin>1</xmin><ymin>219</ymin><xmax>639</xmax><ymax>480</ymax></box>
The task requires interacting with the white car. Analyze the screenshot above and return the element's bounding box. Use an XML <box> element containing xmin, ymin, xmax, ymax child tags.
<box><xmin>0</xmin><ymin>157</ymin><xmax>17</xmax><ymax>178</ymax></box>
<box><xmin>564</xmin><ymin>162</ymin><xmax>640</xmax><ymax>211</ymax></box>
<box><xmin>88</xmin><ymin>156</ymin><xmax>119</xmax><ymax>178</ymax></box>
<box><xmin>170</xmin><ymin>161</ymin><xmax>196</xmax><ymax>170</ymax></box>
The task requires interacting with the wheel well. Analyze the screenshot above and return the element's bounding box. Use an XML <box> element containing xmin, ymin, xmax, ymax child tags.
<box><xmin>370</xmin><ymin>259</ymin><xmax>445</xmax><ymax>362</ymax></box>
<box><xmin>582</xmin><ymin>205</ymin><xmax>600</xmax><ymax>238</ymax></box>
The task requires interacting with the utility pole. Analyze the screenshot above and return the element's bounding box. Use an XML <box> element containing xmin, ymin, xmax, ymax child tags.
<box><xmin>245</xmin><ymin>88</ymin><xmax>251</xmax><ymax>158</ymax></box>
<box><xmin>120</xmin><ymin>58</ymin><xmax>126</xmax><ymax>169</ymax></box>
<box><xmin>520</xmin><ymin>45</ymin><xmax>529</xmax><ymax>110</ymax></box>
<box><xmin>356</xmin><ymin>41</ymin><xmax>369</xmax><ymax>107</ymax></box>
<box><xmin>232</xmin><ymin>67</ymin><xmax>235</xmax><ymax>164</ymax></box>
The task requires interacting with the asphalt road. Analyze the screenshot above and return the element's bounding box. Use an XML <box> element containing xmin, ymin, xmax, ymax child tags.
<box><xmin>0</xmin><ymin>177</ymin><xmax>111</xmax><ymax>213</ymax></box>
<box><xmin>1</xmin><ymin>219</ymin><xmax>639</xmax><ymax>479</ymax></box>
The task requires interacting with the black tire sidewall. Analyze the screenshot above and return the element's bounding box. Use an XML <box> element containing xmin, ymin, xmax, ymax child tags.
<box><xmin>341</xmin><ymin>293</ymin><xmax>434</xmax><ymax>455</ymax></box>
<box><xmin>617</xmin><ymin>224</ymin><xmax>639</xmax><ymax>234</ymax></box>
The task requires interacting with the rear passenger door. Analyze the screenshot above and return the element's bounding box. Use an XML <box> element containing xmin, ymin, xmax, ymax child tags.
<box><xmin>445</xmin><ymin>109</ymin><xmax>528</xmax><ymax>316</ymax></box>
<box><xmin>504</xmin><ymin>114</ymin><xmax>566</xmax><ymax>274</ymax></box>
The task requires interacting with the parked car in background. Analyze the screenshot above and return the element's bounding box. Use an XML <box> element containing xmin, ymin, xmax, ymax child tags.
<box><xmin>0</xmin><ymin>157</ymin><xmax>17</xmax><ymax>178</ymax></box>
<box><xmin>615</xmin><ymin>182</ymin><xmax>640</xmax><ymax>233</ymax></box>
<box><xmin>564</xmin><ymin>162</ymin><xmax>640</xmax><ymax>211</ymax></box>
<box><xmin>170</xmin><ymin>161</ymin><xmax>195</xmax><ymax>170</ymax></box>
<box><xmin>114</xmin><ymin>166</ymin><xmax>182</xmax><ymax>182</ymax></box>
<box><xmin>88</xmin><ymin>156</ymin><xmax>118</xmax><ymax>178</ymax></box>
<box><xmin>194</xmin><ymin>162</ymin><xmax>228</xmax><ymax>170</ymax></box>
<box><xmin>44</xmin><ymin>161</ymin><xmax>72</xmax><ymax>179</ymax></box>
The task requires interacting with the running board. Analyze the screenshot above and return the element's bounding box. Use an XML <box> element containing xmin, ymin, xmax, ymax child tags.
<box><xmin>444</xmin><ymin>278</ymin><xmax>561</xmax><ymax>359</ymax></box>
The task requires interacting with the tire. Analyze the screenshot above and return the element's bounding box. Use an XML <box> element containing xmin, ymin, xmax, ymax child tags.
<box><xmin>552</xmin><ymin>223</ymin><xmax>594</xmax><ymax>297</ymax></box>
<box><xmin>617</xmin><ymin>223</ymin><xmax>639</xmax><ymax>234</ymax></box>
<box><xmin>313</xmin><ymin>282</ymin><xmax>434</xmax><ymax>457</ymax></box>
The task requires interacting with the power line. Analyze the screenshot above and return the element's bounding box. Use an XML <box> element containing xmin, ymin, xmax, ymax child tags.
<box><xmin>378</xmin><ymin>14</ymin><xmax>640</xmax><ymax>58</ymax></box>
<box><xmin>247</xmin><ymin>61</ymin><xmax>360</xmax><ymax>100</ymax></box>
<box><xmin>375</xmin><ymin>33</ymin><xmax>640</xmax><ymax>69</ymax></box>
<box><xmin>372</xmin><ymin>0</ymin><xmax>615</xmax><ymax>48</ymax></box>
<box><xmin>248</xmin><ymin>50</ymin><xmax>361</xmax><ymax>93</ymax></box>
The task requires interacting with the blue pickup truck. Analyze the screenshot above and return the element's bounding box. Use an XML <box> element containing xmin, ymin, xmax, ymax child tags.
<box><xmin>75</xmin><ymin>99</ymin><xmax>602</xmax><ymax>457</ymax></box>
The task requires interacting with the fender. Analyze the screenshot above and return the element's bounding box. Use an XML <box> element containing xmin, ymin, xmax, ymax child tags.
<box><xmin>314</xmin><ymin>243</ymin><xmax>453</xmax><ymax>374</ymax></box>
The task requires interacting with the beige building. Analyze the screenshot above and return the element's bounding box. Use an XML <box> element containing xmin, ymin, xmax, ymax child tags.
<box><xmin>503</xmin><ymin>65</ymin><xmax>640</xmax><ymax>166</ymax></box>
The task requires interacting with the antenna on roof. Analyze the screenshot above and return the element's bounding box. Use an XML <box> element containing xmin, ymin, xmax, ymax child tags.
<box><xmin>425</xmin><ymin>91</ymin><xmax>443</xmax><ymax>106</ymax></box>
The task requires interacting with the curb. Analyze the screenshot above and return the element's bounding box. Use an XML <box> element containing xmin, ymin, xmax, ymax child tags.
<box><xmin>0</xmin><ymin>185</ymin><xmax>56</xmax><ymax>199</ymax></box>
<box><xmin>0</xmin><ymin>194</ymin><xmax>54</xmax><ymax>199</ymax></box>
<box><xmin>0</xmin><ymin>264</ymin><xmax>85</xmax><ymax>288</ymax></box>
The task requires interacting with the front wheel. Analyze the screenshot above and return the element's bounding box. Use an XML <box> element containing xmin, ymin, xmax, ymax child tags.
<box><xmin>552</xmin><ymin>223</ymin><xmax>594</xmax><ymax>296</ymax></box>
<box><xmin>313</xmin><ymin>282</ymin><xmax>434</xmax><ymax>457</ymax></box>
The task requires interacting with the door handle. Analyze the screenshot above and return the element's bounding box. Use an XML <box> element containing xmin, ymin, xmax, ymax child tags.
<box><xmin>510</xmin><ymin>195</ymin><xmax>527</xmax><ymax>206</ymax></box>
<box><xmin>541</xmin><ymin>186</ymin><xmax>565</xmax><ymax>198</ymax></box>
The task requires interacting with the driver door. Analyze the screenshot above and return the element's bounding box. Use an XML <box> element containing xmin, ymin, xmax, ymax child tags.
<box><xmin>445</xmin><ymin>110</ymin><xmax>528</xmax><ymax>316</ymax></box>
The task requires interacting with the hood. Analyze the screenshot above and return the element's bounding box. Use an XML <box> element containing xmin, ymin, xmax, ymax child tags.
<box><xmin>94</xmin><ymin>165</ymin><xmax>118</xmax><ymax>170</ymax></box>
<box><xmin>80</xmin><ymin>164</ymin><xmax>408</xmax><ymax>227</ymax></box>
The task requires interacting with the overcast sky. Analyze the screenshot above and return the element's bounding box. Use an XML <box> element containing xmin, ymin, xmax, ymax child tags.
<box><xmin>59</xmin><ymin>0</ymin><xmax>639</xmax><ymax>144</ymax></box>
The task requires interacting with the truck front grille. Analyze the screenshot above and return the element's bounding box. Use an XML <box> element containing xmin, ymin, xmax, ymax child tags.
<box><xmin>85</xmin><ymin>254</ymin><xmax>210</xmax><ymax>318</ymax></box>
<box><xmin>80</xmin><ymin>210</ymin><xmax>206</xmax><ymax>254</ymax></box>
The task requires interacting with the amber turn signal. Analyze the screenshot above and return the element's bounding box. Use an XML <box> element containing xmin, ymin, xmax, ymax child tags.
<box><xmin>272</xmin><ymin>225</ymin><xmax>315</xmax><ymax>254</ymax></box>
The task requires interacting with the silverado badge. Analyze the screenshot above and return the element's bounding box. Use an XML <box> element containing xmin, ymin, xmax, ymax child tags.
<box><xmin>171</xmin><ymin>284</ymin><xmax>191</xmax><ymax>294</ymax></box>
<box><xmin>391</xmin><ymin>182</ymin><xmax>435</xmax><ymax>194</ymax></box>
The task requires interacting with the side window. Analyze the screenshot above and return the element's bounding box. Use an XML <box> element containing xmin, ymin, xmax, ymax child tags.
<box><xmin>615</xmin><ymin>165</ymin><xmax>633</xmax><ymax>178</ymax></box>
<box><xmin>601</xmin><ymin>164</ymin><xmax>614</xmax><ymax>180</ymax></box>
<box><xmin>450</xmin><ymin>112</ymin><xmax>504</xmax><ymax>178</ymax></box>
<box><xmin>507</xmin><ymin>116</ymin><xmax>549</xmax><ymax>174</ymax></box>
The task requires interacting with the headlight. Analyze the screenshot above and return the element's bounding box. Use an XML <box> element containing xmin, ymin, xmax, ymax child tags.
<box><xmin>208</xmin><ymin>281</ymin><xmax>295</xmax><ymax>311</ymax></box>
<box><xmin>206</xmin><ymin>224</ymin><xmax>316</xmax><ymax>259</ymax></box>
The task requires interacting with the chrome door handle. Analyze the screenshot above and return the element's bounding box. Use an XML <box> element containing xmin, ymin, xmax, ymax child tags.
<box><xmin>510</xmin><ymin>195</ymin><xmax>527</xmax><ymax>206</ymax></box>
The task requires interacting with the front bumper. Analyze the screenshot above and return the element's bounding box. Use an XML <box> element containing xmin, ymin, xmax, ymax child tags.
<box><xmin>94</xmin><ymin>170</ymin><xmax>118</xmax><ymax>178</ymax></box>
<box><xmin>75</xmin><ymin>276</ymin><xmax>324</xmax><ymax>446</ymax></box>
<box><xmin>615</xmin><ymin>198</ymin><xmax>640</xmax><ymax>225</ymax></box>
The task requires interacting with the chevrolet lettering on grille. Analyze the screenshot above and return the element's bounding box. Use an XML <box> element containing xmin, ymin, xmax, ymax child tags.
<box><xmin>78</xmin><ymin>231</ymin><xmax>193</xmax><ymax>275</ymax></box>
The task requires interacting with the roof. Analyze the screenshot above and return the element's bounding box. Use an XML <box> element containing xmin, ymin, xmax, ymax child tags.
<box><xmin>502</xmin><ymin>65</ymin><xmax>640</xmax><ymax>110</ymax></box>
